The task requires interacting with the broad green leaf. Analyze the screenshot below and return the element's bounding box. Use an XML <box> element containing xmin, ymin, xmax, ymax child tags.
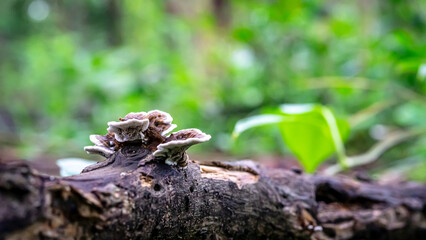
<box><xmin>278</xmin><ymin>104</ymin><xmax>350</xmax><ymax>172</ymax></box>
<box><xmin>232</xmin><ymin>114</ymin><xmax>286</xmax><ymax>138</ymax></box>
<box><xmin>232</xmin><ymin>104</ymin><xmax>350</xmax><ymax>173</ymax></box>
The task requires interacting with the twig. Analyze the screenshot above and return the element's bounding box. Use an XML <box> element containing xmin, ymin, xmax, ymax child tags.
<box><xmin>322</xmin><ymin>128</ymin><xmax>426</xmax><ymax>176</ymax></box>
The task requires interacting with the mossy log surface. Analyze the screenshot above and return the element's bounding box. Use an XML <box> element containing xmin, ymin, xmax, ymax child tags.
<box><xmin>1</xmin><ymin>146</ymin><xmax>426</xmax><ymax>240</ymax></box>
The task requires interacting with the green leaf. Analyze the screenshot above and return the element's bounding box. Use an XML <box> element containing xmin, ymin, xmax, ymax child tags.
<box><xmin>278</xmin><ymin>104</ymin><xmax>350</xmax><ymax>172</ymax></box>
<box><xmin>232</xmin><ymin>114</ymin><xmax>287</xmax><ymax>138</ymax></box>
<box><xmin>232</xmin><ymin>104</ymin><xmax>350</xmax><ymax>173</ymax></box>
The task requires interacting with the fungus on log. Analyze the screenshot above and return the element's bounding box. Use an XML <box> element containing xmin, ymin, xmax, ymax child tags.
<box><xmin>0</xmin><ymin>110</ymin><xmax>426</xmax><ymax>240</ymax></box>
<box><xmin>83</xmin><ymin>110</ymin><xmax>210</xmax><ymax>172</ymax></box>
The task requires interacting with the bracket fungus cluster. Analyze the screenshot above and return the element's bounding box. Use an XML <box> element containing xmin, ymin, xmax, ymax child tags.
<box><xmin>84</xmin><ymin>110</ymin><xmax>211</xmax><ymax>167</ymax></box>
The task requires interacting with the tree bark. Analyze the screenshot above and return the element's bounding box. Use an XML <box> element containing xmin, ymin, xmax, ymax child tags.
<box><xmin>1</xmin><ymin>147</ymin><xmax>425</xmax><ymax>240</ymax></box>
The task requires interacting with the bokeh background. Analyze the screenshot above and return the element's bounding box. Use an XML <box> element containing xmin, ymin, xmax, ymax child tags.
<box><xmin>1</xmin><ymin>0</ymin><xmax>425</xmax><ymax>180</ymax></box>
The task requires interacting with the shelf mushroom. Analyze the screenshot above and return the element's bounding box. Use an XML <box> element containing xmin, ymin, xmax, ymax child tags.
<box><xmin>153</xmin><ymin>129</ymin><xmax>211</xmax><ymax>167</ymax></box>
<box><xmin>83</xmin><ymin>110</ymin><xmax>211</xmax><ymax>169</ymax></box>
<box><xmin>84</xmin><ymin>133</ymin><xmax>117</xmax><ymax>158</ymax></box>
<box><xmin>83</xmin><ymin>146</ymin><xmax>115</xmax><ymax>158</ymax></box>
<box><xmin>107</xmin><ymin>119</ymin><xmax>150</xmax><ymax>142</ymax></box>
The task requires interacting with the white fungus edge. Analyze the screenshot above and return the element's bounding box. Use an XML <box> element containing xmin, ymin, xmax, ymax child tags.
<box><xmin>153</xmin><ymin>132</ymin><xmax>211</xmax><ymax>160</ymax></box>
<box><xmin>161</xmin><ymin>124</ymin><xmax>177</xmax><ymax>136</ymax></box>
<box><xmin>107</xmin><ymin>119</ymin><xmax>150</xmax><ymax>142</ymax></box>
<box><xmin>84</xmin><ymin>146</ymin><xmax>114</xmax><ymax>158</ymax></box>
<box><xmin>89</xmin><ymin>135</ymin><xmax>106</xmax><ymax>147</ymax></box>
<box><xmin>147</xmin><ymin>110</ymin><xmax>173</xmax><ymax>124</ymax></box>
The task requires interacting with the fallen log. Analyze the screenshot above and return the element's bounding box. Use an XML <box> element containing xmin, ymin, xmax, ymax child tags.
<box><xmin>1</xmin><ymin>110</ymin><xmax>425</xmax><ymax>239</ymax></box>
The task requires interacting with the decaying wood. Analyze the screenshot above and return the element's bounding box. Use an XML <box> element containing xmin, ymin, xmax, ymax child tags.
<box><xmin>1</xmin><ymin>110</ymin><xmax>425</xmax><ymax>239</ymax></box>
<box><xmin>0</xmin><ymin>147</ymin><xmax>425</xmax><ymax>240</ymax></box>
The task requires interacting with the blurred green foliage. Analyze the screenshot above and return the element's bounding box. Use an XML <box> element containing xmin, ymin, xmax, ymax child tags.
<box><xmin>0</xmin><ymin>0</ymin><xmax>425</xmax><ymax>179</ymax></box>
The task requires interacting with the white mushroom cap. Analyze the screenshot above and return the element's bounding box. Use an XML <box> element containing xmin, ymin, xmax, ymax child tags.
<box><xmin>153</xmin><ymin>129</ymin><xmax>211</xmax><ymax>167</ymax></box>
<box><xmin>89</xmin><ymin>135</ymin><xmax>104</xmax><ymax>146</ymax></box>
<box><xmin>146</xmin><ymin>110</ymin><xmax>173</xmax><ymax>123</ymax></box>
<box><xmin>145</xmin><ymin>110</ymin><xmax>175</xmax><ymax>136</ymax></box>
<box><xmin>120</xmin><ymin>110</ymin><xmax>176</xmax><ymax>136</ymax></box>
<box><xmin>89</xmin><ymin>134</ymin><xmax>115</xmax><ymax>149</ymax></box>
<box><xmin>120</xmin><ymin>112</ymin><xmax>148</xmax><ymax>121</ymax></box>
<box><xmin>107</xmin><ymin>119</ymin><xmax>149</xmax><ymax>142</ymax></box>
<box><xmin>84</xmin><ymin>146</ymin><xmax>114</xmax><ymax>158</ymax></box>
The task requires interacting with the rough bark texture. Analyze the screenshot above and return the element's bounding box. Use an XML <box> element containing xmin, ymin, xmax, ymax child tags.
<box><xmin>1</xmin><ymin>146</ymin><xmax>425</xmax><ymax>240</ymax></box>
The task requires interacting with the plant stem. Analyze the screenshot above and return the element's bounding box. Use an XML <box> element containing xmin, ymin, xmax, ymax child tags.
<box><xmin>321</xmin><ymin>106</ymin><xmax>348</xmax><ymax>169</ymax></box>
<box><xmin>322</xmin><ymin>128</ymin><xmax>426</xmax><ymax>176</ymax></box>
